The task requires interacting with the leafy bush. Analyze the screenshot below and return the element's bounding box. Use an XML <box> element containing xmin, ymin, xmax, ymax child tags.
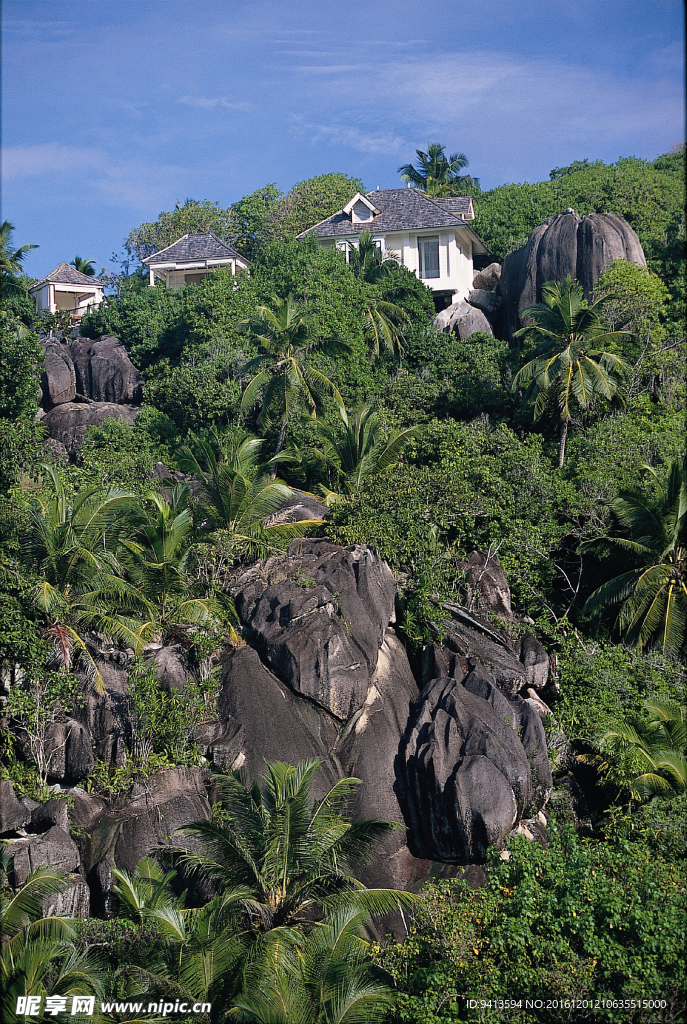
<box><xmin>376</xmin><ymin>826</ymin><xmax>687</xmax><ymax>1023</ymax></box>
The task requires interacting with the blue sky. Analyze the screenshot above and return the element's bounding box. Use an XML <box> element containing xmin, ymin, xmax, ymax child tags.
<box><xmin>3</xmin><ymin>0</ymin><xmax>684</xmax><ymax>279</ymax></box>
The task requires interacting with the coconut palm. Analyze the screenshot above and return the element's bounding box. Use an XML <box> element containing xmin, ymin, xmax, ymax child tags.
<box><xmin>313</xmin><ymin>405</ymin><xmax>420</xmax><ymax>500</ymax></box>
<box><xmin>0</xmin><ymin>221</ymin><xmax>38</xmax><ymax>299</ymax></box>
<box><xmin>69</xmin><ymin>257</ymin><xmax>96</xmax><ymax>277</ymax></box>
<box><xmin>345</xmin><ymin>232</ymin><xmax>408</xmax><ymax>362</ymax></box>
<box><xmin>175</xmin><ymin>759</ymin><xmax>417</xmax><ymax>934</ymax></box>
<box><xmin>238</xmin><ymin>295</ymin><xmax>350</xmax><ymax>460</ymax></box>
<box><xmin>346</xmin><ymin>231</ymin><xmax>399</xmax><ymax>286</ymax></box>
<box><xmin>596</xmin><ymin>698</ymin><xmax>687</xmax><ymax>803</ymax></box>
<box><xmin>232</xmin><ymin>906</ymin><xmax>394</xmax><ymax>1024</ymax></box>
<box><xmin>398</xmin><ymin>142</ymin><xmax>479</xmax><ymax>192</ymax></box>
<box><xmin>1</xmin><ymin>851</ymin><xmax>104</xmax><ymax>1024</ymax></box>
<box><xmin>176</xmin><ymin>433</ymin><xmax>322</xmax><ymax>558</ymax></box>
<box><xmin>118</xmin><ymin>485</ymin><xmax>223</xmax><ymax>642</ymax></box>
<box><xmin>513</xmin><ymin>278</ymin><xmax>631</xmax><ymax>467</ymax></box>
<box><xmin>111</xmin><ymin>858</ymin><xmax>257</xmax><ymax>1014</ymax></box>
<box><xmin>22</xmin><ymin>467</ymin><xmax>143</xmax><ymax>689</ymax></box>
<box><xmin>581</xmin><ymin>458</ymin><xmax>687</xmax><ymax>655</ymax></box>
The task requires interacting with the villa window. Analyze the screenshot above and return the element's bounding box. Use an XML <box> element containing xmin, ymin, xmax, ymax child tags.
<box><xmin>418</xmin><ymin>236</ymin><xmax>440</xmax><ymax>279</ymax></box>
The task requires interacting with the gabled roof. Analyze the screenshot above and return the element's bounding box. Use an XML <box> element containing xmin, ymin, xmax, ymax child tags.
<box><xmin>296</xmin><ymin>188</ymin><xmax>477</xmax><ymax>240</ymax></box>
<box><xmin>142</xmin><ymin>232</ymin><xmax>246</xmax><ymax>265</ymax></box>
<box><xmin>30</xmin><ymin>262</ymin><xmax>104</xmax><ymax>291</ymax></box>
<box><xmin>342</xmin><ymin>192</ymin><xmax>380</xmax><ymax>217</ymax></box>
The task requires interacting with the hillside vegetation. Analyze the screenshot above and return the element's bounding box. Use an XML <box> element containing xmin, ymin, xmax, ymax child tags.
<box><xmin>0</xmin><ymin>148</ymin><xmax>685</xmax><ymax>1023</ymax></box>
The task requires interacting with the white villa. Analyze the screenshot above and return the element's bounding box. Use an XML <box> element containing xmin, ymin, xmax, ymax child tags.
<box><xmin>29</xmin><ymin>263</ymin><xmax>105</xmax><ymax>319</ymax></box>
<box><xmin>142</xmin><ymin>232</ymin><xmax>250</xmax><ymax>289</ymax></box>
<box><xmin>297</xmin><ymin>188</ymin><xmax>487</xmax><ymax>308</ymax></box>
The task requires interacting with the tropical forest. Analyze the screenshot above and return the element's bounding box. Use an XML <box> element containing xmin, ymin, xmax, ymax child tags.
<box><xmin>0</xmin><ymin>144</ymin><xmax>685</xmax><ymax>1024</ymax></box>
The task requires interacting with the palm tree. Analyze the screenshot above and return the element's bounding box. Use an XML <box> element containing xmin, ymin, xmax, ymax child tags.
<box><xmin>70</xmin><ymin>257</ymin><xmax>96</xmax><ymax>277</ymax></box>
<box><xmin>346</xmin><ymin>232</ymin><xmax>408</xmax><ymax>362</ymax></box>
<box><xmin>581</xmin><ymin>458</ymin><xmax>687</xmax><ymax>655</ymax></box>
<box><xmin>313</xmin><ymin>405</ymin><xmax>420</xmax><ymax>500</ymax></box>
<box><xmin>119</xmin><ymin>485</ymin><xmax>223</xmax><ymax>643</ymax></box>
<box><xmin>513</xmin><ymin>278</ymin><xmax>631</xmax><ymax>467</ymax></box>
<box><xmin>175</xmin><ymin>759</ymin><xmax>417</xmax><ymax>933</ymax></box>
<box><xmin>176</xmin><ymin>433</ymin><xmax>321</xmax><ymax>558</ymax></box>
<box><xmin>398</xmin><ymin>142</ymin><xmax>478</xmax><ymax>192</ymax></box>
<box><xmin>596</xmin><ymin>698</ymin><xmax>687</xmax><ymax>803</ymax></box>
<box><xmin>1</xmin><ymin>851</ymin><xmax>104</xmax><ymax>1024</ymax></box>
<box><xmin>22</xmin><ymin>467</ymin><xmax>143</xmax><ymax>689</ymax></box>
<box><xmin>232</xmin><ymin>906</ymin><xmax>394</xmax><ymax>1024</ymax></box>
<box><xmin>0</xmin><ymin>221</ymin><xmax>38</xmax><ymax>300</ymax></box>
<box><xmin>238</xmin><ymin>295</ymin><xmax>350</xmax><ymax>461</ymax></box>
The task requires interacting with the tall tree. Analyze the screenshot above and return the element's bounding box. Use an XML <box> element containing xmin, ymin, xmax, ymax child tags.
<box><xmin>596</xmin><ymin>698</ymin><xmax>687</xmax><ymax>803</ymax></box>
<box><xmin>232</xmin><ymin>906</ymin><xmax>394</xmax><ymax>1024</ymax></box>
<box><xmin>22</xmin><ymin>467</ymin><xmax>142</xmax><ymax>689</ymax></box>
<box><xmin>69</xmin><ymin>257</ymin><xmax>96</xmax><ymax>277</ymax></box>
<box><xmin>313</xmin><ymin>405</ymin><xmax>420</xmax><ymax>499</ymax></box>
<box><xmin>0</xmin><ymin>222</ymin><xmax>38</xmax><ymax>300</ymax></box>
<box><xmin>513</xmin><ymin>277</ymin><xmax>631</xmax><ymax>467</ymax></box>
<box><xmin>239</xmin><ymin>294</ymin><xmax>349</xmax><ymax>461</ymax></box>
<box><xmin>582</xmin><ymin>458</ymin><xmax>687</xmax><ymax>655</ymax></box>
<box><xmin>398</xmin><ymin>142</ymin><xmax>479</xmax><ymax>193</ymax></box>
<box><xmin>176</xmin><ymin>759</ymin><xmax>417</xmax><ymax>933</ymax></box>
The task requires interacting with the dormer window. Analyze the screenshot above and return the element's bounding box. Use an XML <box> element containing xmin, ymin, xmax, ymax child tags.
<box><xmin>343</xmin><ymin>192</ymin><xmax>380</xmax><ymax>224</ymax></box>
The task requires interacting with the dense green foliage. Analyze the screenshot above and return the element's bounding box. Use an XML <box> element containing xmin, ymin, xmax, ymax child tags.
<box><xmin>1</xmin><ymin>147</ymin><xmax>685</xmax><ymax>1021</ymax></box>
<box><xmin>376</xmin><ymin>827</ymin><xmax>687</xmax><ymax>1023</ymax></box>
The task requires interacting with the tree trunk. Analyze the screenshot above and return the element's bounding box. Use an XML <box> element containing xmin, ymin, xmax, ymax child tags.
<box><xmin>271</xmin><ymin>416</ymin><xmax>288</xmax><ymax>480</ymax></box>
<box><xmin>558</xmin><ymin>418</ymin><xmax>569</xmax><ymax>468</ymax></box>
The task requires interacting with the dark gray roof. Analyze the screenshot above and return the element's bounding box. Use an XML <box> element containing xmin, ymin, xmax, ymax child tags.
<box><xmin>431</xmin><ymin>196</ymin><xmax>473</xmax><ymax>215</ymax></box>
<box><xmin>142</xmin><ymin>232</ymin><xmax>246</xmax><ymax>265</ymax></box>
<box><xmin>297</xmin><ymin>189</ymin><xmax>475</xmax><ymax>239</ymax></box>
<box><xmin>30</xmin><ymin>262</ymin><xmax>104</xmax><ymax>290</ymax></box>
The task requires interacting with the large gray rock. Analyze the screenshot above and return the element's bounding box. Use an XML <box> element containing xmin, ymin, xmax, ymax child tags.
<box><xmin>462</xmin><ymin>550</ymin><xmax>512</xmax><ymax>619</ymax></box>
<box><xmin>43</xmin><ymin>402</ymin><xmax>140</xmax><ymax>455</ymax></box>
<box><xmin>143</xmin><ymin>644</ymin><xmax>191</xmax><ymax>692</ymax></box>
<box><xmin>43</xmin><ymin>874</ymin><xmax>90</xmax><ymax>918</ymax></box>
<box><xmin>74</xmin><ymin>659</ymin><xmax>131</xmax><ymax>771</ymax></box>
<box><xmin>472</xmin><ymin>263</ymin><xmax>501</xmax><ymax>291</ymax></box>
<box><xmin>519</xmin><ymin>633</ymin><xmax>550</xmax><ymax>690</ymax></box>
<box><xmin>43</xmin><ymin>719</ymin><xmax>95</xmax><ymax>783</ymax></box>
<box><xmin>437</xmin><ymin>616</ymin><xmax>526</xmax><ymax>695</ymax></box>
<box><xmin>0</xmin><ymin>780</ymin><xmax>33</xmax><ymax>834</ymax></box>
<box><xmin>30</xmin><ymin>798</ymin><xmax>69</xmax><ymax>833</ymax></box>
<box><xmin>336</xmin><ymin>632</ymin><xmax>419</xmax><ymax>891</ymax></box>
<box><xmin>214</xmin><ymin>645</ymin><xmax>339</xmax><ymax>793</ymax></box>
<box><xmin>40</xmin><ymin>342</ymin><xmax>76</xmax><ymax>407</ymax></box>
<box><xmin>501</xmin><ymin>210</ymin><xmax>646</xmax><ymax>344</ymax></box>
<box><xmin>235</xmin><ymin>540</ymin><xmax>396</xmax><ymax>720</ymax></box>
<box><xmin>397</xmin><ymin>672</ymin><xmax>540</xmax><ymax>863</ymax></box>
<box><xmin>434</xmin><ymin>300</ymin><xmax>493</xmax><ymax>338</ymax></box>
<box><xmin>12</xmin><ymin>826</ymin><xmax>80</xmax><ymax>886</ymax></box>
<box><xmin>467</xmin><ymin>289</ymin><xmax>502</xmax><ymax>317</ymax></box>
<box><xmin>112</xmin><ymin>767</ymin><xmax>211</xmax><ymax>873</ymax></box>
<box><xmin>68</xmin><ymin>335</ymin><xmax>143</xmax><ymax>404</ymax></box>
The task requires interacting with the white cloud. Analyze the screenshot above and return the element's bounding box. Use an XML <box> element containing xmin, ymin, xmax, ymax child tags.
<box><xmin>178</xmin><ymin>95</ymin><xmax>254</xmax><ymax>111</ymax></box>
<box><xmin>299</xmin><ymin>122</ymin><xmax>406</xmax><ymax>154</ymax></box>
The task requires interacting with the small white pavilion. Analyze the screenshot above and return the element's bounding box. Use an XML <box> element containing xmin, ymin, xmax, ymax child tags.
<box><xmin>142</xmin><ymin>232</ymin><xmax>250</xmax><ymax>289</ymax></box>
<box><xmin>29</xmin><ymin>263</ymin><xmax>105</xmax><ymax>319</ymax></box>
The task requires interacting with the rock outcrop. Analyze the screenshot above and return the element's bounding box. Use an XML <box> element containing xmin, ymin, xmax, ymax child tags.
<box><xmin>472</xmin><ymin>263</ymin><xmax>502</xmax><ymax>291</ymax></box>
<box><xmin>396</xmin><ymin>658</ymin><xmax>552</xmax><ymax>863</ymax></box>
<box><xmin>2</xmin><ymin>540</ymin><xmax>558</xmax><ymax>913</ymax></box>
<box><xmin>500</xmin><ymin>210</ymin><xmax>646</xmax><ymax>344</ymax></box>
<box><xmin>41</xmin><ymin>342</ymin><xmax>77</xmax><ymax>407</ymax></box>
<box><xmin>39</xmin><ymin>333</ymin><xmax>143</xmax><ymax>456</ymax></box>
<box><xmin>43</xmin><ymin>402</ymin><xmax>140</xmax><ymax>456</ymax></box>
<box><xmin>434</xmin><ymin>300</ymin><xmax>493</xmax><ymax>338</ymax></box>
<box><xmin>68</xmin><ymin>335</ymin><xmax>143</xmax><ymax>404</ymax></box>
